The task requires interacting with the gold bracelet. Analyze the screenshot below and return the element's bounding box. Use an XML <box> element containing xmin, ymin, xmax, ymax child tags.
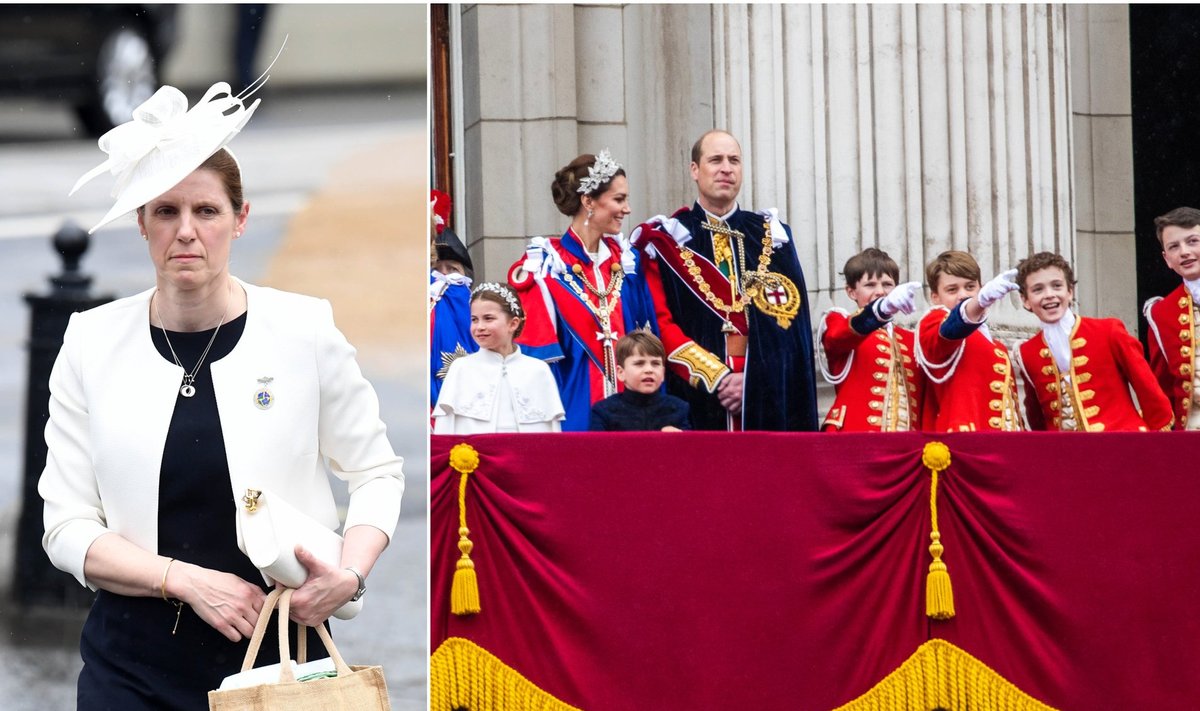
<box><xmin>160</xmin><ymin>557</ymin><xmax>176</xmax><ymax>601</ymax></box>
<box><xmin>160</xmin><ymin>557</ymin><xmax>184</xmax><ymax>635</ymax></box>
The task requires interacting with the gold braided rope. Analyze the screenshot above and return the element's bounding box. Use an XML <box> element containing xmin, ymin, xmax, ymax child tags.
<box><xmin>431</xmin><ymin>638</ymin><xmax>582</xmax><ymax>711</ymax></box>
<box><xmin>922</xmin><ymin>442</ymin><xmax>955</xmax><ymax>620</ymax></box>
<box><xmin>833</xmin><ymin>639</ymin><xmax>1058</xmax><ymax>710</ymax></box>
<box><xmin>681</xmin><ymin>218</ymin><xmax>775</xmax><ymax>316</ymax></box>
<box><xmin>450</xmin><ymin>443</ymin><xmax>481</xmax><ymax>615</ymax></box>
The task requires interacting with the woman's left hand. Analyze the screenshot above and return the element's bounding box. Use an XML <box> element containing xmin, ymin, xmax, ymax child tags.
<box><xmin>288</xmin><ymin>544</ymin><xmax>358</xmax><ymax>626</ymax></box>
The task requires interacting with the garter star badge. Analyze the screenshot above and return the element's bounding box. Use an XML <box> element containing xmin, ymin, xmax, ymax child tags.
<box><xmin>748</xmin><ymin>272</ymin><xmax>800</xmax><ymax>329</ymax></box>
<box><xmin>254</xmin><ymin>376</ymin><xmax>274</xmax><ymax>410</ymax></box>
<box><xmin>437</xmin><ymin>344</ymin><xmax>470</xmax><ymax>380</ymax></box>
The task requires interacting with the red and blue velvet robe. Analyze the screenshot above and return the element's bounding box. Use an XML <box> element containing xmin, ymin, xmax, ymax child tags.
<box><xmin>429</xmin><ymin>271</ymin><xmax>477</xmax><ymax>406</ymax></box>
<box><xmin>508</xmin><ymin>229</ymin><xmax>659</xmax><ymax>431</ymax></box>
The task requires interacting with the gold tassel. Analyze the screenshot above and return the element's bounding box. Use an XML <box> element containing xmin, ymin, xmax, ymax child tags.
<box><xmin>449</xmin><ymin>443</ymin><xmax>482</xmax><ymax>615</ymax></box>
<box><xmin>452</xmin><ymin>538</ymin><xmax>480</xmax><ymax>615</ymax></box>
<box><xmin>922</xmin><ymin>441</ymin><xmax>955</xmax><ymax>620</ymax></box>
<box><xmin>926</xmin><ymin>531</ymin><xmax>954</xmax><ymax>619</ymax></box>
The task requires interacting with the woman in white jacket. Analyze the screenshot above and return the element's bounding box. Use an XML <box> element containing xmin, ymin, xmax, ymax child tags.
<box><xmin>40</xmin><ymin>78</ymin><xmax>403</xmax><ymax>710</ymax></box>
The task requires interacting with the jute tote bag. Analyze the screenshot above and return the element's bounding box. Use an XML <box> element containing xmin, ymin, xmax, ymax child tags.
<box><xmin>208</xmin><ymin>588</ymin><xmax>390</xmax><ymax>710</ymax></box>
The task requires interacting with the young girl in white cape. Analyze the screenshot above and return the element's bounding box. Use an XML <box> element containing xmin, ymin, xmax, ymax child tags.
<box><xmin>433</xmin><ymin>282</ymin><xmax>565</xmax><ymax>433</ymax></box>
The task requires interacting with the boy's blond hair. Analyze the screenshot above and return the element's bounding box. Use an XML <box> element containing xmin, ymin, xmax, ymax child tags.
<box><xmin>925</xmin><ymin>250</ymin><xmax>981</xmax><ymax>293</ymax></box>
<box><xmin>615</xmin><ymin>330</ymin><xmax>666</xmax><ymax>366</ymax></box>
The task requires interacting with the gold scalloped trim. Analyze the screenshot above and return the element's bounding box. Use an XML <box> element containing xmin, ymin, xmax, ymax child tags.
<box><xmin>667</xmin><ymin>341</ymin><xmax>729</xmax><ymax>393</ymax></box>
<box><xmin>430</xmin><ymin>637</ymin><xmax>582</xmax><ymax>710</ymax></box>
<box><xmin>834</xmin><ymin>639</ymin><xmax>1058</xmax><ymax>710</ymax></box>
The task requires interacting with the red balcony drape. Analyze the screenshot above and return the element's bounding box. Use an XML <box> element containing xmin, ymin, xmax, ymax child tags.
<box><xmin>431</xmin><ymin>432</ymin><xmax>1200</xmax><ymax>709</ymax></box>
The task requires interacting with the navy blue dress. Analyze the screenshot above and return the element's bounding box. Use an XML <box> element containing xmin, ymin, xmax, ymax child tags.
<box><xmin>76</xmin><ymin>313</ymin><xmax>324</xmax><ymax>710</ymax></box>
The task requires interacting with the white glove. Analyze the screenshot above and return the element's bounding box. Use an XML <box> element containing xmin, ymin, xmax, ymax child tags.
<box><xmin>876</xmin><ymin>281</ymin><xmax>922</xmax><ymax>317</ymax></box>
<box><xmin>976</xmin><ymin>268</ymin><xmax>1019</xmax><ymax>309</ymax></box>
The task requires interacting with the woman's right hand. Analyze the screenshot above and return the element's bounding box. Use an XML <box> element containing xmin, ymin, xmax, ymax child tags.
<box><xmin>166</xmin><ymin>562</ymin><xmax>267</xmax><ymax>642</ymax></box>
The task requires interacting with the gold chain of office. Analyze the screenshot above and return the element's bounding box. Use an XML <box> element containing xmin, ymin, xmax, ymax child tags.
<box><xmin>562</xmin><ymin>262</ymin><xmax>625</xmax><ymax>397</ymax></box>
<box><xmin>681</xmin><ymin>219</ymin><xmax>775</xmax><ymax>315</ymax></box>
<box><xmin>566</xmin><ymin>262</ymin><xmax>625</xmax><ymax>303</ymax></box>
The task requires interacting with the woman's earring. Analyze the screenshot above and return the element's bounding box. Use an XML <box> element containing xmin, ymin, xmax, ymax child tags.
<box><xmin>585</xmin><ymin>208</ymin><xmax>593</xmax><ymax>228</ymax></box>
<box><xmin>142</xmin><ymin>233</ymin><xmax>148</xmax><ymax>241</ymax></box>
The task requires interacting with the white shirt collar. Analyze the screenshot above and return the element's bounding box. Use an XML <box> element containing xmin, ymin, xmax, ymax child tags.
<box><xmin>1040</xmin><ymin>309</ymin><xmax>1076</xmax><ymax>373</ymax></box>
<box><xmin>1184</xmin><ymin>278</ymin><xmax>1200</xmax><ymax>304</ymax></box>
<box><xmin>700</xmin><ymin>202</ymin><xmax>739</xmax><ymax>222</ymax></box>
<box><xmin>587</xmin><ymin>239</ymin><xmax>613</xmax><ymax>265</ymax></box>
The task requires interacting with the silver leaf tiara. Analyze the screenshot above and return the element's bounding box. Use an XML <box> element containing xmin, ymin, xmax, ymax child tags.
<box><xmin>471</xmin><ymin>282</ymin><xmax>522</xmax><ymax>316</ymax></box>
<box><xmin>576</xmin><ymin>149</ymin><xmax>620</xmax><ymax>195</ymax></box>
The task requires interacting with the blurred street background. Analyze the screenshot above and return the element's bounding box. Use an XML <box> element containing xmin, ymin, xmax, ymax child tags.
<box><xmin>0</xmin><ymin>4</ymin><xmax>428</xmax><ymax>709</ymax></box>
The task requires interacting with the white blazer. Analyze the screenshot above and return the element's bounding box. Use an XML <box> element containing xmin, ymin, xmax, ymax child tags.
<box><xmin>40</xmin><ymin>280</ymin><xmax>404</xmax><ymax>588</ymax></box>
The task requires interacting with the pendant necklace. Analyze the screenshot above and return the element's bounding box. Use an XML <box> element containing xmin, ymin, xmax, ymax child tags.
<box><xmin>155</xmin><ymin>282</ymin><xmax>233</xmax><ymax>398</ymax></box>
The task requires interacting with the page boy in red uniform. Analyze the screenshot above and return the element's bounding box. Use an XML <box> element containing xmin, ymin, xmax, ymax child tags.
<box><xmin>1143</xmin><ymin>206</ymin><xmax>1200</xmax><ymax>430</ymax></box>
<box><xmin>818</xmin><ymin>248</ymin><xmax>922</xmax><ymax>431</ymax></box>
<box><xmin>915</xmin><ymin>250</ymin><xmax>1024</xmax><ymax>432</ymax></box>
<box><xmin>1016</xmin><ymin>252</ymin><xmax>1171</xmax><ymax>431</ymax></box>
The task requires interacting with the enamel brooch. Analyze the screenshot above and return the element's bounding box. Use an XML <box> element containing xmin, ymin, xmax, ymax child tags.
<box><xmin>254</xmin><ymin>376</ymin><xmax>274</xmax><ymax>410</ymax></box>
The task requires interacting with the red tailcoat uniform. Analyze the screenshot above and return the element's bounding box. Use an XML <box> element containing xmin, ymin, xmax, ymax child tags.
<box><xmin>1017</xmin><ymin>317</ymin><xmax>1173</xmax><ymax>431</ymax></box>
<box><xmin>916</xmin><ymin>305</ymin><xmax>1024</xmax><ymax>432</ymax></box>
<box><xmin>1144</xmin><ymin>285</ymin><xmax>1199</xmax><ymax>429</ymax></box>
<box><xmin>819</xmin><ymin>307</ymin><xmax>921</xmax><ymax>431</ymax></box>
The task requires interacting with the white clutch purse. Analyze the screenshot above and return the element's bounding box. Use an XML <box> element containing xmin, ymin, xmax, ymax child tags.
<box><xmin>235</xmin><ymin>487</ymin><xmax>363</xmax><ymax>620</ymax></box>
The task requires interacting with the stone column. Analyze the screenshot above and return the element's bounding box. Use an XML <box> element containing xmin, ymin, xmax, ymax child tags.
<box><xmin>1068</xmin><ymin>5</ymin><xmax>1137</xmax><ymax>331</ymax></box>
<box><xmin>709</xmin><ymin>4</ymin><xmax>1073</xmax><ymax>333</ymax></box>
<box><xmin>458</xmin><ymin>4</ymin><xmax>585</xmax><ymax>280</ymax></box>
<box><xmin>455</xmin><ymin>3</ymin><xmax>1075</xmax><ymax>332</ymax></box>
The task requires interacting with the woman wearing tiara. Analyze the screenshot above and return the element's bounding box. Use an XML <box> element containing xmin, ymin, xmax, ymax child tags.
<box><xmin>39</xmin><ymin>70</ymin><xmax>404</xmax><ymax>708</ymax></box>
<box><xmin>507</xmin><ymin>151</ymin><xmax>661</xmax><ymax>431</ymax></box>
<box><xmin>433</xmin><ymin>282</ymin><xmax>565</xmax><ymax>434</ymax></box>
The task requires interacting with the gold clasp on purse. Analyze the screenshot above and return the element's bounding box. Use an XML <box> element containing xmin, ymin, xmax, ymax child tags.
<box><xmin>243</xmin><ymin>489</ymin><xmax>263</xmax><ymax>513</ymax></box>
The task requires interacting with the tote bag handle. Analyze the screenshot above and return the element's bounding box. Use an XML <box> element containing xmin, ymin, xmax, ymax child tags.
<box><xmin>238</xmin><ymin>587</ymin><xmax>354</xmax><ymax>683</ymax></box>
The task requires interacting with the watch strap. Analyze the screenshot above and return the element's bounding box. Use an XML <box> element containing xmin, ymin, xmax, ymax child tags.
<box><xmin>345</xmin><ymin>566</ymin><xmax>367</xmax><ymax>602</ymax></box>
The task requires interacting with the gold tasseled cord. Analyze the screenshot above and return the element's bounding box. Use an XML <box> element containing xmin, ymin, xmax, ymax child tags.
<box><xmin>922</xmin><ymin>441</ymin><xmax>955</xmax><ymax>620</ymax></box>
<box><xmin>449</xmin><ymin>443</ymin><xmax>481</xmax><ymax>615</ymax></box>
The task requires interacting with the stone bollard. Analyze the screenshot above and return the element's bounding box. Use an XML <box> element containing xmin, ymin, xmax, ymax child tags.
<box><xmin>14</xmin><ymin>221</ymin><xmax>113</xmax><ymax>608</ymax></box>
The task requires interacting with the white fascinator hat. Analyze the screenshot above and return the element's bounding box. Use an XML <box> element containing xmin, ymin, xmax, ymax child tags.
<box><xmin>70</xmin><ymin>39</ymin><xmax>286</xmax><ymax>234</ymax></box>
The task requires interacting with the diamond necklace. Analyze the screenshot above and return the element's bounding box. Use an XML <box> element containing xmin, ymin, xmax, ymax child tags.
<box><xmin>154</xmin><ymin>282</ymin><xmax>233</xmax><ymax>398</ymax></box>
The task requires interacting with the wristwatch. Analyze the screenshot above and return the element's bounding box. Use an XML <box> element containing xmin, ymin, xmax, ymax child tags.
<box><xmin>345</xmin><ymin>566</ymin><xmax>367</xmax><ymax>602</ymax></box>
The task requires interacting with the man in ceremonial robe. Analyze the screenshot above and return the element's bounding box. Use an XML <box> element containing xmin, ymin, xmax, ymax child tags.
<box><xmin>429</xmin><ymin>190</ymin><xmax>477</xmax><ymax>405</ymax></box>
<box><xmin>630</xmin><ymin>130</ymin><xmax>818</xmax><ymax>431</ymax></box>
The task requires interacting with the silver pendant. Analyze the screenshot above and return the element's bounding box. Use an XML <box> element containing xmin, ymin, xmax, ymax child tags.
<box><xmin>180</xmin><ymin>384</ymin><xmax>196</xmax><ymax>398</ymax></box>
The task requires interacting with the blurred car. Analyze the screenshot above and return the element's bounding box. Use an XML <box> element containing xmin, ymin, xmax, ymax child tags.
<box><xmin>0</xmin><ymin>4</ymin><xmax>176</xmax><ymax>137</ymax></box>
